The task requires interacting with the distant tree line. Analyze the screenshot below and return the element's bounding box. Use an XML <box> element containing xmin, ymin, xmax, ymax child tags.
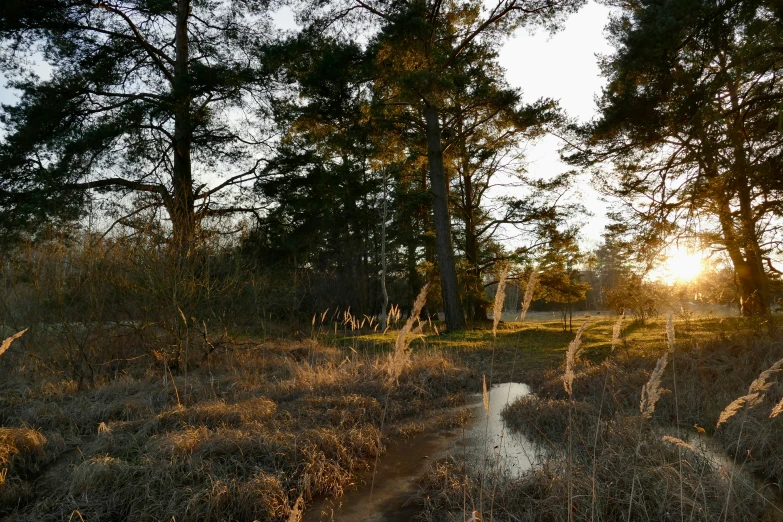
<box><xmin>1</xmin><ymin>0</ymin><xmax>781</xmax><ymax>328</ymax></box>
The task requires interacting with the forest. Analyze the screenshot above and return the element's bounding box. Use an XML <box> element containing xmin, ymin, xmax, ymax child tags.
<box><xmin>1</xmin><ymin>0</ymin><xmax>783</xmax><ymax>520</ymax></box>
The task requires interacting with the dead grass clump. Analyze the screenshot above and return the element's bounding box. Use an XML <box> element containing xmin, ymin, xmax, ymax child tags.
<box><xmin>2</xmin><ymin>338</ymin><xmax>468</xmax><ymax>521</ymax></box>
<box><xmin>0</xmin><ymin>428</ymin><xmax>48</xmax><ymax>475</ymax></box>
<box><xmin>502</xmin><ymin>397</ymin><xmax>597</xmax><ymax>448</ymax></box>
<box><xmin>195</xmin><ymin>471</ymin><xmax>290</xmax><ymax>521</ymax></box>
<box><xmin>534</xmin><ymin>359</ymin><xmax>651</xmax><ymax>411</ymax></box>
<box><xmin>0</xmin><ymin>427</ymin><xmax>62</xmax><ymax>514</ymax></box>
<box><xmin>416</xmin><ymin>418</ymin><xmax>765</xmax><ymax>522</ymax></box>
<box><xmin>157</xmin><ymin>397</ymin><xmax>278</xmax><ymax>430</ymax></box>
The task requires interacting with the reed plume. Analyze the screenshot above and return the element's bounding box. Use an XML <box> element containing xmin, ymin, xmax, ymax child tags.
<box><xmin>0</xmin><ymin>329</ymin><xmax>27</xmax><ymax>359</ymax></box>
<box><xmin>519</xmin><ymin>266</ymin><xmax>538</xmax><ymax>321</ymax></box>
<box><xmin>563</xmin><ymin>319</ymin><xmax>589</xmax><ymax>396</ymax></box>
<box><xmin>492</xmin><ymin>264</ymin><xmax>509</xmax><ymax>338</ymax></box>
<box><xmin>717</xmin><ymin>356</ymin><xmax>783</xmax><ymax>426</ymax></box>
<box><xmin>661</xmin><ymin>435</ymin><xmax>695</xmax><ymax>452</ymax></box>
<box><xmin>387</xmin><ymin>284</ymin><xmax>429</xmax><ymax>382</ymax></box>
<box><xmin>640</xmin><ymin>352</ymin><xmax>668</xmax><ymax>418</ymax></box>
<box><xmin>770</xmin><ymin>398</ymin><xmax>783</xmax><ymax>418</ymax></box>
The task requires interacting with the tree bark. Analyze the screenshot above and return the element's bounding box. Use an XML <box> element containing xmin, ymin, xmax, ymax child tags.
<box><xmin>725</xmin><ymin>73</ymin><xmax>771</xmax><ymax>318</ymax></box>
<box><xmin>424</xmin><ymin>103</ymin><xmax>465</xmax><ymax>331</ymax></box>
<box><xmin>171</xmin><ymin>0</ymin><xmax>196</xmax><ymax>255</ymax></box>
<box><xmin>718</xmin><ymin>199</ymin><xmax>766</xmax><ymax>316</ymax></box>
<box><xmin>380</xmin><ymin>170</ymin><xmax>389</xmax><ymax>330</ymax></box>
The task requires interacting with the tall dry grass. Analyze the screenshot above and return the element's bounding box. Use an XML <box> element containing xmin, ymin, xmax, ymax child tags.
<box><xmin>0</xmin><ymin>336</ymin><xmax>470</xmax><ymax>521</ymax></box>
<box><xmin>519</xmin><ymin>266</ymin><xmax>538</xmax><ymax>322</ymax></box>
<box><xmin>416</xmin><ymin>316</ymin><xmax>775</xmax><ymax>522</ymax></box>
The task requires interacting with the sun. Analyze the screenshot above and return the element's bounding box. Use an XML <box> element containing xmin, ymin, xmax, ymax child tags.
<box><xmin>662</xmin><ymin>249</ymin><xmax>704</xmax><ymax>283</ymax></box>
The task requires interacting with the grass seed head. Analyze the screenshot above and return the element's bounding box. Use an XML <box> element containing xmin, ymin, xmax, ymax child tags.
<box><xmin>662</xmin><ymin>435</ymin><xmax>695</xmax><ymax>451</ymax></box>
<box><xmin>519</xmin><ymin>266</ymin><xmax>538</xmax><ymax>322</ymax></box>
<box><xmin>0</xmin><ymin>329</ymin><xmax>28</xmax><ymax>359</ymax></box>
<box><xmin>640</xmin><ymin>352</ymin><xmax>668</xmax><ymax>418</ymax></box>
<box><xmin>563</xmin><ymin>319</ymin><xmax>590</xmax><ymax>397</ymax></box>
<box><xmin>492</xmin><ymin>264</ymin><xmax>510</xmax><ymax>338</ymax></box>
<box><xmin>717</xmin><ymin>356</ymin><xmax>783</xmax><ymax>426</ymax></box>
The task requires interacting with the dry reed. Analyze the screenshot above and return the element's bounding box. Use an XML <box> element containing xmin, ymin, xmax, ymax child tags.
<box><xmin>562</xmin><ymin>320</ymin><xmax>589</xmax><ymax>396</ymax></box>
<box><xmin>492</xmin><ymin>265</ymin><xmax>509</xmax><ymax>338</ymax></box>
<box><xmin>640</xmin><ymin>352</ymin><xmax>668</xmax><ymax>418</ymax></box>
<box><xmin>661</xmin><ymin>435</ymin><xmax>695</xmax><ymax>452</ymax></box>
<box><xmin>387</xmin><ymin>284</ymin><xmax>429</xmax><ymax>382</ymax></box>
<box><xmin>0</xmin><ymin>329</ymin><xmax>27</xmax><ymax>359</ymax></box>
<box><xmin>717</xmin><ymin>356</ymin><xmax>783</xmax><ymax>427</ymax></box>
<box><xmin>519</xmin><ymin>266</ymin><xmax>537</xmax><ymax>322</ymax></box>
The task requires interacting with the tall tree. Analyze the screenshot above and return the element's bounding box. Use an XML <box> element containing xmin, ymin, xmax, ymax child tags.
<box><xmin>570</xmin><ymin>0</ymin><xmax>783</xmax><ymax>317</ymax></box>
<box><xmin>307</xmin><ymin>0</ymin><xmax>584</xmax><ymax>330</ymax></box>
<box><xmin>444</xmin><ymin>66</ymin><xmax>570</xmax><ymax>320</ymax></box>
<box><xmin>253</xmin><ymin>36</ymin><xmax>384</xmax><ymax>312</ymax></box>
<box><xmin>0</xmin><ymin>0</ymin><xmax>274</xmax><ymax>252</ymax></box>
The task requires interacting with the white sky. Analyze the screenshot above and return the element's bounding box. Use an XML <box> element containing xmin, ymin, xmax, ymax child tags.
<box><xmin>0</xmin><ymin>2</ymin><xmax>614</xmax><ymax>246</ymax></box>
<box><xmin>499</xmin><ymin>1</ymin><xmax>614</xmax><ymax>248</ymax></box>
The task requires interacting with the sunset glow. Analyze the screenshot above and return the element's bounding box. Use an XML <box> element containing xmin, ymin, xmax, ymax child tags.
<box><xmin>661</xmin><ymin>250</ymin><xmax>704</xmax><ymax>283</ymax></box>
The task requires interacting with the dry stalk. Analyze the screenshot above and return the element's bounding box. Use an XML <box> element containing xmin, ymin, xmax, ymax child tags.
<box><xmin>562</xmin><ymin>319</ymin><xmax>588</xmax><ymax>522</ymax></box>
<box><xmin>482</xmin><ymin>375</ymin><xmax>489</xmax><ymax>416</ymax></box>
<box><xmin>640</xmin><ymin>352</ymin><xmax>668</xmax><ymax>418</ymax></box>
<box><xmin>519</xmin><ymin>266</ymin><xmax>538</xmax><ymax>321</ymax></box>
<box><xmin>717</xmin><ymin>356</ymin><xmax>783</xmax><ymax>426</ymax></box>
<box><xmin>0</xmin><ymin>328</ymin><xmax>28</xmax><ymax>358</ymax></box>
<box><xmin>492</xmin><ymin>264</ymin><xmax>509</xmax><ymax>338</ymax></box>
<box><xmin>611</xmin><ymin>313</ymin><xmax>623</xmax><ymax>352</ymax></box>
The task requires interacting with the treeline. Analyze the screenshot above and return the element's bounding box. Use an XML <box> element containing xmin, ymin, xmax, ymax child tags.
<box><xmin>1</xmin><ymin>0</ymin><xmax>781</xmax><ymax>331</ymax></box>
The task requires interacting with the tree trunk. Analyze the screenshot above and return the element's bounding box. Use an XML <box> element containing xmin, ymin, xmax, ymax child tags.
<box><xmin>171</xmin><ymin>0</ymin><xmax>195</xmax><ymax>255</ymax></box>
<box><xmin>379</xmin><ymin>170</ymin><xmax>389</xmax><ymax>330</ymax></box>
<box><xmin>463</xmin><ymin>176</ymin><xmax>488</xmax><ymax>322</ymax></box>
<box><xmin>718</xmin><ymin>201</ymin><xmax>766</xmax><ymax>316</ymax></box>
<box><xmin>424</xmin><ymin>103</ymin><xmax>465</xmax><ymax>331</ymax></box>
<box><xmin>725</xmin><ymin>70</ymin><xmax>771</xmax><ymax>319</ymax></box>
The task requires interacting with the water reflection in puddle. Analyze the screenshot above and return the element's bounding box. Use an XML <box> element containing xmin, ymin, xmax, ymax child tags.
<box><xmin>459</xmin><ymin>382</ymin><xmax>536</xmax><ymax>477</ymax></box>
<box><xmin>302</xmin><ymin>382</ymin><xmax>534</xmax><ymax>522</ymax></box>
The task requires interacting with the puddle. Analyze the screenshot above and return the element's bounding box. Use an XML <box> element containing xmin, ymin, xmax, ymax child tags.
<box><xmin>303</xmin><ymin>382</ymin><xmax>534</xmax><ymax>522</ymax></box>
<box><xmin>457</xmin><ymin>382</ymin><xmax>536</xmax><ymax>478</ymax></box>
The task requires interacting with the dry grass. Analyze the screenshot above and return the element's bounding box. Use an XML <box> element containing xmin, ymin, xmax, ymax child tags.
<box><xmin>0</xmin><ymin>339</ymin><xmax>470</xmax><ymax>521</ymax></box>
<box><xmin>413</xmin><ymin>316</ymin><xmax>783</xmax><ymax>522</ymax></box>
<box><xmin>415</xmin><ymin>420</ymin><xmax>765</xmax><ymax>522</ymax></box>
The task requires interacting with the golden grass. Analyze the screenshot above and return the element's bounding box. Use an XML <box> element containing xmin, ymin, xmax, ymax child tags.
<box><xmin>0</xmin><ymin>338</ymin><xmax>470</xmax><ymax>521</ymax></box>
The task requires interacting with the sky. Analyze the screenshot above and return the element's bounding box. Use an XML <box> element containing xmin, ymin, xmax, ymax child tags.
<box><xmin>0</xmin><ymin>2</ymin><xmax>615</xmax><ymax>246</ymax></box>
<box><xmin>498</xmin><ymin>1</ymin><xmax>615</xmax><ymax>247</ymax></box>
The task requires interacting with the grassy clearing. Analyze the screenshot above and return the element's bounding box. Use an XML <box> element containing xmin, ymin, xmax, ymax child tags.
<box><xmin>2</xmin><ymin>313</ymin><xmax>781</xmax><ymax>521</ymax></box>
<box><xmin>414</xmin><ymin>314</ymin><xmax>783</xmax><ymax>521</ymax></box>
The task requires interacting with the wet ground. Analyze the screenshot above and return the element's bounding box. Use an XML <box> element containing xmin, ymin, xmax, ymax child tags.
<box><xmin>303</xmin><ymin>382</ymin><xmax>534</xmax><ymax>522</ymax></box>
